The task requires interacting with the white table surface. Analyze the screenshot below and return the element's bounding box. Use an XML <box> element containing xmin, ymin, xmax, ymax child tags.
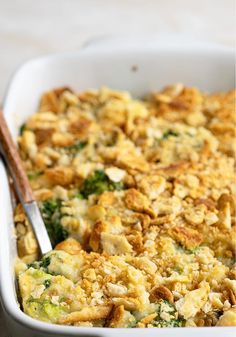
<box><xmin>0</xmin><ymin>0</ymin><xmax>235</xmax><ymax>335</ymax></box>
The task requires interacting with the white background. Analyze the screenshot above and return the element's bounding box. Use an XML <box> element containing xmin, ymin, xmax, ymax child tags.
<box><xmin>0</xmin><ymin>0</ymin><xmax>235</xmax><ymax>335</ymax></box>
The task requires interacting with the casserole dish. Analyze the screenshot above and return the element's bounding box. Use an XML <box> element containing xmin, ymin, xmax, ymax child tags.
<box><xmin>0</xmin><ymin>37</ymin><xmax>235</xmax><ymax>337</ymax></box>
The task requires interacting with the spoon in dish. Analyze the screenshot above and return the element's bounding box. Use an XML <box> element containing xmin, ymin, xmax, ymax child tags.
<box><xmin>0</xmin><ymin>110</ymin><xmax>52</xmax><ymax>255</ymax></box>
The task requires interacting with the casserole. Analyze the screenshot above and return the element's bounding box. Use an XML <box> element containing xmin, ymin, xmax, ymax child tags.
<box><xmin>0</xmin><ymin>37</ymin><xmax>235</xmax><ymax>337</ymax></box>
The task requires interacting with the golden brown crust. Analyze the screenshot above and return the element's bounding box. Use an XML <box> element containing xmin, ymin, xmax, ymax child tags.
<box><xmin>169</xmin><ymin>226</ymin><xmax>203</xmax><ymax>250</ymax></box>
<box><xmin>228</xmin><ymin>289</ymin><xmax>236</xmax><ymax>305</ymax></box>
<box><xmin>140</xmin><ymin>313</ymin><xmax>158</xmax><ymax>325</ymax></box>
<box><xmin>106</xmin><ymin>305</ymin><xmax>124</xmax><ymax>328</ymax></box>
<box><xmin>45</xmin><ymin>167</ymin><xmax>75</xmax><ymax>186</ymax></box>
<box><xmin>55</xmin><ymin>238</ymin><xmax>82</xmax><ymax>255</ymax></box>
<box><xmin>89</xmin><ymin>220</ymin><xmax>107</xmax><ymax>252</ymax></box>
<box><xmin>69</xmin><ymin>117</ymin><xmax>92</xmax><ymax>138</ymax></box>
<box><xmin>149</xmin><ymin>285</ymin><xmax>174</xmax><ymax>303</ymax></box>
<box><xmin>15</xmin><ymin>85</ymin><xmax>236</xmax><ymax>327</ymax></box>
<box><xmin>217</xmin><ymin>193</ymin><xmax>235</xmax><ymax>215</ymax></box>
<box><xmin>34</xmin><ymin>128</ymin><xmax>54</xmax><ymax>145</ymax></box>
<box><xmin>124</xmin><ymin>189</ymin><xmax>155</xmax><ymax>218</ymax></box>
<box><xmin>194</xmin><ymin>198</ymin><xmax>216</xmax><ymax>211</ymax></box>
<box><xmin>59</xmin><ymin>305</ymin><xmax>112</xmax><ymax>324</ymax></box>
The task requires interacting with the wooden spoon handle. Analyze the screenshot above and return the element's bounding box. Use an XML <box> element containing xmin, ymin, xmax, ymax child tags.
<box><xmin>0</xmin><ymin>110</ymin><xmax>35</xmax><ymax>204</ymax></box>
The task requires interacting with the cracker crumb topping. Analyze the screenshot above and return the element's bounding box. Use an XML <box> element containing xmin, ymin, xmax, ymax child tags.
<box><xmin>15</xmin><ymin>85</ymin><xmax>236</xmax><ymax>328</ymax></box>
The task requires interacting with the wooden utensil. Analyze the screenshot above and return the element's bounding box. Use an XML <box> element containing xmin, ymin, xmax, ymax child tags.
<box><xmin>0</xmin><ymin>110</ymin><xmax>52</xmax><ymax>255</ymax></box>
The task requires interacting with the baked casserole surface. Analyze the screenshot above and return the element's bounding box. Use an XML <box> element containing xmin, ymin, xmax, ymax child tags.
<box><xmin>15</xmin><ymin>85</ymin><xmax>236</xmax><ymax>328</ymax></box>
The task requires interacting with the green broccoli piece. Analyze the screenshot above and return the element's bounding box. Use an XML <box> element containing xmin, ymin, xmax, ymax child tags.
<box><xmin>175</xmin><ymin>244</ymin><xmax>201</xmax><ymax>255</ymax></box>
<box><xmin>27</xmin><ymin>261</ymin><xmax>40</xmax><ymax>269</ymax></box>
<box><xmin>153</xmin><ymin>318</ymin><xmax>184</xmax><ymax>328</ymax></box>
<box><xmin>150</xmin><ymin>300</ymin><xmax>185</xmax><ymax>328</ymax></box>
<box><xmin>40</xmin><ymin>199</ymin><xmax>68</xmax><ymax>247</ymax></box>
<box><xmin>80</xmin><ymin>170</ymin><xmax>123</xmax><ymax>198</ymax></box>
<box><xmin>64</xmin><ymin>141</ymin><xmax>87</xmax><ymax>152</ymax></box>
<box><xmin>172</xmin><ymin>265</ymin><xmax>184</xmax><ymax>274</ymax></box>
<box><xmin>188</xmin><ymin>247</ymin><xmax>201</xmax><ymax>254</ymax></box>
<box><xmin>40</xmin><ymin>256</ymin><xmax>51</xmax><ymax>270</ymax></box>
<box><xmin>26</xmin><ymin>299</ymin><xmax>66</xmax><ymax>323</ymax></box>
<box><xmin>76</xmin><ymin>192</ymin><xmax>84</xmax><ymax>200</ymax></box>
<box><xmin>162</xmin><ymin>130</ymin><xmax>179</xmax><ymax>139</ymax></box>
<box><xmin>167</xmin><ymin>319</ymin><xmax>183</xmax><ymax>327</ymax></box>
<box><xmin>28</xmin><ymin>256</ymin><xmax>51</xmax><ymax>273</ymax></box>
<box><xmin>19</xmin><ymin>123</ymin><xmax>27</xmax><ymax>135</ymax></box>
<box><xmin>44</xmin><ymin>279</ymin><xmax>51</xmax><ymax>289</ymax></box>
<box><xmin>27</xmin><ymin>171</ymin><xmax>42</xmax><ymax>180</ymax></box>
<box><xmin>42</xmin><ymin>199</ymin><xmax>58</xmax><ymax>214</ymax></box>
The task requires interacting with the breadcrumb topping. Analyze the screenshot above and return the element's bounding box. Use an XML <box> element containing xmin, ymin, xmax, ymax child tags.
<box><xmin>15</xmin><ymin>85</ymin><xmax>236</xmax><ymax>327</ymax></box>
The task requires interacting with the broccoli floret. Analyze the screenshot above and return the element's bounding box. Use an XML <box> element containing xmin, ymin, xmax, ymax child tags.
<box><xmin>44</xmin><ymin>279</ymin><xmax>51</xmax><ymax>289</ymax></box>
<box><xmin>188</xmin><ymin>247</ymin><xmax>201</xmax><ymax>254</ymax></box>
<box><xmin>42</xmin><ymin>199</ymin><xmax>59</xmax><ymax>214</ymax></box>
<box><xmin>27</xmin><ymin>171</ymin><xmax>42</xmax><ymax>180</ymax></box>
<box><xmin>152</xmin><ymin>318</ymin><xmax>184</xmax><ymax>328</ymax></box>
<box><xmin>64</xmin><ymin>141</ymin><xmax>87</xmax><ymax>152</ymax></box>
<box><xmin>26</xmin><ymin>299</ymin><xmax>66</xmax><ymax>323</ymax></box>
<box><xmin>175</xmin><ymin>244</ymin><xmax>201</xmax><ymax>255</ymax></box>
<box><xmin>149</xmin><ymin>300</ymin><xmax>185</xmax><ymax>328</ymax></box>
<box><xmin>80</xmin><ymin>170</ymin><xmax>123</xmax><ymax>198</ymax></box>
<box><xmin>76</xmin><ymin>192</ymin><xmax>84</xmax><ymax>200</ymax></box>
<box><xmin>43</xmin><ymin>301</ymin><xmax>65</xmax><ymax>321</ymax></box>
<box><xmin>162</xmin><ymin>130</ymin><xmax>179</xmax><ymax>139</ymax></box>
<box><xmin>167</xmin><ymin>319</ymin><xmax>183</xmax><ymax>327</ymax></box>
<box><xmin>28</xmin><ymin>256</ymin><xmax>51</xmax><ymax>273</ymax></box>
<box><xmin>151</xmin><ymin>318</ymin><xmax>184</xmax><ymax>328</ymax></box>
<box><xmin>19</xmin><ymin>123</ymin><xmax>26</xmax><ymax>135</ymax></box>
<box><xmin>172</xmin><ymin>265</ymin><xmax>184</xmax><ymax>274</ymax></box>
<box><xmin>40</xmin><ymin>256</ymin><xmax>51</xmax><ymax>270</ymax></box>
<box><xmin>40</xmin><ymin>199</ymin><xmax>68</xmax><ymax>247</ymax></box>
<box><xmin>27</xmin><ymin>261</ymin><xmax>40</xmax><ymax>269</ymax></box>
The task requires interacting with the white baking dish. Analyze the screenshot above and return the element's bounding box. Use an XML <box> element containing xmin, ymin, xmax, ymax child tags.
<box><xmin>0</xmin><ymin>37</ymin><xmax>235</xmax><ymax>337</ymax></box>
